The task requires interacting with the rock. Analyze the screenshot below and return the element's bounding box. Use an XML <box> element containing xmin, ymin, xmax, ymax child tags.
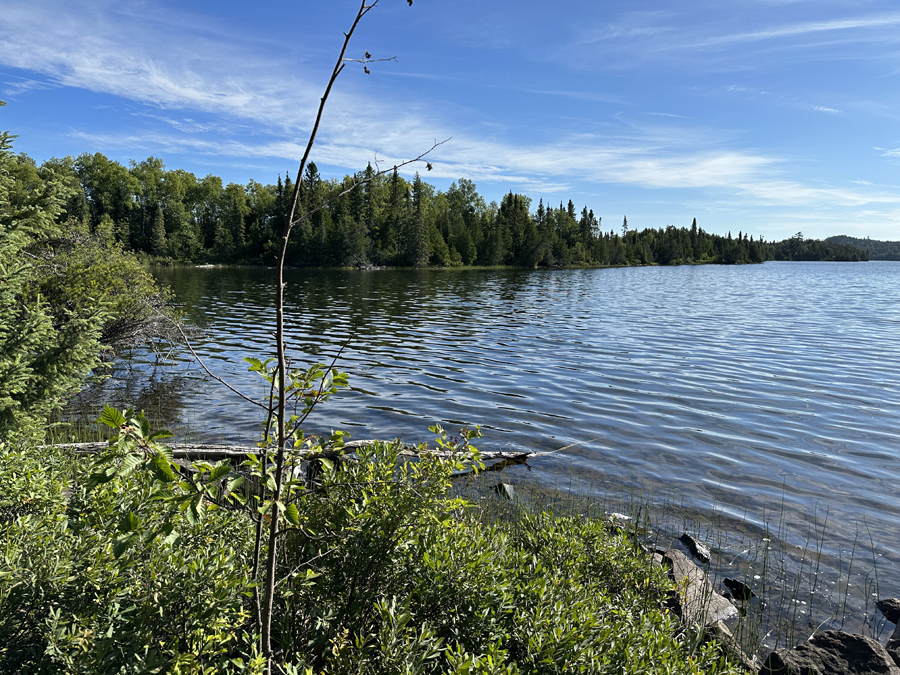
<box><xmin>680</xmin><ymin>533</ymin><xmax>711</xmax><ymax>563</ymax></box>
<box><xmin>661</xmin><ymin>549</ymin><xmax>738</xmax><ymax>625</ymax></box>
<box><xmin>761</xmin><ymin>631</ymin><xmax>900</xmax><ymax>675</ymax></box>
<box><xmin>491</xmin><ymin>482</ymin><xmax>515</xmax><ymax>500</ymax></box>
<box><xmin>724</xmin><ymin>577</ymin><xmax>757</xmax><ymax>602</ymax></box>
<box><xmin>878</xmin><ymin>598</ymin><xmax>900</xmax><ymax>624</ymax></box>
<box><xmin>887</xmin><ymin>624</ymin><xmax>900</xmax><ymax>668</ymax></box>
<box><xmin>707</xmin><ymin>620</ymin><xmax>759</xmax><ymax>673</ymax></box>
<box><xmin>604</xmin><ymin>512</ymin><xmax>632</xmax><ymax>534</ymax></box>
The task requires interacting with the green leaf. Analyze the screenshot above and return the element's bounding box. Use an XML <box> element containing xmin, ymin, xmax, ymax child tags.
<box><xmin>112</xmin><ymin>533</ymin><xmax>139</xmax><ymax>558</ymax></box>
<box><xmin>119</xmin><ymin>453</ymin><xmax>143</xmax><ymax>477</ymax></box>
<box><xmin>186</xmin><ymin>495</ymin><xmax>206</xmax><ymax>525</ymax></box>
<box><xmin>118</xmin><ymin>512</ymin><xmax>141</xmax><ymax>533</ymax></box>
<box><xmin>243</xmin><ymin>356</ymin><xmax>264</xmax><ymax>370</ymax></box>
<box><xmin>209</xmin><ymin>461</ymin><xmax>231</xmax><ymax>481</ymax></box>
<box><xmin>285</xmin><ymin>503</ymin><xmax>300</xmax><ymax>526</ymax></box>
<box><xmin>99</xmin><ymin>405</ymin><xmax>126</xmax><ymax>429</ymax></box>
<box><xmin>158</xmin><ymin>522</ymin><xmax>179</xmax><ymax>547</ymax></box>
<box><xmin>85</xmin><ymin>466</ymin><xmax>117</xmax><ymax>491</ymax></box>
<box><xmin>156</xmin><ymin>443</ymin><xmax>174</xmax><ymax>463</ymax></box>
<box><xmin>151</xmin><ymin>453</ymin><xmax>176</xmax><ymax>482</ymax></box>
<box><xmin>150</xmin><ymin>428</ymin><xmax>174</xmax><ymax>441</ymax></box>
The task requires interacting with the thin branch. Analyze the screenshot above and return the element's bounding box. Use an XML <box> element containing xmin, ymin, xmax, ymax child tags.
<box><xmin>265</xmin><ymin>1</ymin><xmax>376</xmax><ymax>666</ymax></box>
<box><xmin>289</xmin><ymin>138</ymin><xmax>449</xmax><ymax>229</ymax></box>
<box><xmin>342</xmin><ymin>57</ymin><xmax>397</xmax><ymax>64</ymax></box>
<box><xmin>169</xmin><ymin>319</ymin><xmax>268</xmax><ymax>411</ymax></box>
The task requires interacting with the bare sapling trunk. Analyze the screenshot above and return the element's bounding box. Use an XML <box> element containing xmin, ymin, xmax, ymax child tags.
<box><xmin>258</xmin><ymin>1</ymin><xmax>445</xmax><ymax>669</ymax></box>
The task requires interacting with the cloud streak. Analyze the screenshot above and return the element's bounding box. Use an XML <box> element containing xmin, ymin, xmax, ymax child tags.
<box><xmin>3</xmin><ymin>0</ymin><xmax>900</xmax><ymax>238</ymax></box>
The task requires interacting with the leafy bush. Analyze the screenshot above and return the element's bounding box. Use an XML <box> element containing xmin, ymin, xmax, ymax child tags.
<box><xmin>0</xmin><ymin>408</ymin><xmax>743</xmax><ymax>674</ymax></box>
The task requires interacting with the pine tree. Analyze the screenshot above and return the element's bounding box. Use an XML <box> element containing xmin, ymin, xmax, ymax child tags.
<box><xmin>0</xmin><ymin>119</ymin><xmax>101</xmax><ymax>440</ymax></box>
<box><xmin>150</xmin><ymin>204</ymin><xmax>167</xmax><ymax>255</ymax></box>
<box><xmin>408</xmin><ymin>173</ymin><xmax>429</xmax><ymax>266</ymax></box>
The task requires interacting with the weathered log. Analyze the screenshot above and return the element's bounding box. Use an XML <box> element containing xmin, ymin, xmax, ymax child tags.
<box><xmin>47</xmin><ymin>440</ymin><xmax>534</xmax><ymax>464</ymax></box>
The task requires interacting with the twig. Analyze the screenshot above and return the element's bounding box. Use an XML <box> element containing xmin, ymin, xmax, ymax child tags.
<box><xmin>289</xmin><ymin>138</ymin><xmax>449</xmax><ymax>229</ymax></box>
<box><xmin>169</xmin><ymin>319</ymin><xmax>267</xmax><ymax>411</ymax></box>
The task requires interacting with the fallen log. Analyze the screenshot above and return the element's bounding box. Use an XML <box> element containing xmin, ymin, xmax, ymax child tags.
<box><xmin>47</xmin><ymin>440</ymin><xmax>534</xmax><ymax>465</ymax></box>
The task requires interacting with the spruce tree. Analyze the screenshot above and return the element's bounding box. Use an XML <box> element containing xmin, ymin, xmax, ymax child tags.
<box><xmin>0</xmin><ymin>116</ymin><xmax>102</xmax><ymax>441</ymax></box>
<box><xmin>150</xmin><ymin>204</ymin><xmax>167</xmax><ymax>255</ymax></box>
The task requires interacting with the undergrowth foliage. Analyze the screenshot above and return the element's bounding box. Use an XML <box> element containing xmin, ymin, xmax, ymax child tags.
<box><xmin>0</xmin><ymin>418</ymin><xmax>742</xmax><ymax>674</ymax></box>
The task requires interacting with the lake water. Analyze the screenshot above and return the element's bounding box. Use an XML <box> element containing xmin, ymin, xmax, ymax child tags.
<box><xmin>73</xmin><ymin>261</ymin><xmax>900</xmax><ymax>645</ymax></box>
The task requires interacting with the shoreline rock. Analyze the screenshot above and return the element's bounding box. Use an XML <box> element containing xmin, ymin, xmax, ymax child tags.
<box><xmin>761</xmin><ymin>631</ymin><xmax>900</xmax><ymax>675</ymax></box>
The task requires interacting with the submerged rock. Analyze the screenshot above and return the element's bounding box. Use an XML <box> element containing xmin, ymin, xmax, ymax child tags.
<box><xmin>724</xmin><ymin>577</ymin><xmax>757</xmax><ymax>602</ymax></box>
<box><xmin>761</xmin><ymin>631</ymin><xmax>900</xmax><ymax>675</ymax></box>
<box><xmin>679</xmin><ymin>532</ymin><xmax>711</xmax><ymax>563</ymax></box>
<box><xmin>491</xmin><ymin>482</ymin><xmax>515</xmax><ymax>500</ymax></box>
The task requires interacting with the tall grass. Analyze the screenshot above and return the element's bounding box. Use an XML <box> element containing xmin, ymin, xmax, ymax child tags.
<box><xmin>461</xmin><ymin>467</ymin><xmax>888</xmax><ymax>664</ymax></box>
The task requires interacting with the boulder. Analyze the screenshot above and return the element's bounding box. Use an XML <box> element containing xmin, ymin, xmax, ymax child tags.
<box><xmin>761</xmin><ymin>631</ymin><xmax>900</xmax><ymax>675</ymax></box>
<box><xmin>878</xmin><ymin>598</ymin><xmax>900</xmax><ymax>625</ymax></box>
<box><xmin>660</xmin><ymin>548</ymin><xmax>738</xmax><ymax>625</ymax></box>
<box><xmin>680</xmin><ymin>533</ymin><xmax>711</xmax><ymax>563</ymax></box>
<box><xmin>887</xmin><ymin>623</ymin><xmax>900</xmax><ymax>668</ymax></box>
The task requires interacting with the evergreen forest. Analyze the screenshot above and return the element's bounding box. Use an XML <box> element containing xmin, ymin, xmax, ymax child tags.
<box><xmin>53</xmin><ymin>152</ymin><xmax>867</xmax><ymax>268</ymax></box>
<box><xmin>826</xmin><ymin>234</ymin><xmax>900</xmax><ymax>261</ymax></box>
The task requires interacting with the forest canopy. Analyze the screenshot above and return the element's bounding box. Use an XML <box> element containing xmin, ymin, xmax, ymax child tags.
<box><xmin>826</xmin><ymin>234</ymin><xmax>900</xmax><ymax>261</ymax></box>
<box><xmin>45</xmin><ymin>152</ymin><xmax>867</xmax><ymax>268</ymax></box>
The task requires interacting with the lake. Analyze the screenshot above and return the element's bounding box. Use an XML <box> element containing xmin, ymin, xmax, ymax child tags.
<box><xmin>72</xmin><ymin>261</ymin><xmax>900</xmax><ymax>644</ymax></box>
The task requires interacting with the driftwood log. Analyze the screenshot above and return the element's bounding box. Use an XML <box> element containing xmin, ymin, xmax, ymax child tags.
<box><xmin>47</xmin><ymin>440</ymin><xmax>537</xmax><ymax>476</ymax></box>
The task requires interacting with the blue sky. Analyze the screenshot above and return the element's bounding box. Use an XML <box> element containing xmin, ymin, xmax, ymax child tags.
<box><xmin>2</xmin><ymin>0</ymin><xmax>900</xmax><ymax>241</ymax></box>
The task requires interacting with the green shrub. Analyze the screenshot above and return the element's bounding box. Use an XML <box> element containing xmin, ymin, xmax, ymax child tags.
<box><xmin>1</xmin><ymin>415</ymin><xmax>743</xmax><ymax>674</ymax></box>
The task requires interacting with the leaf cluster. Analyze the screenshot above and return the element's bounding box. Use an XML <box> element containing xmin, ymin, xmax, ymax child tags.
<box><xmin>0</xmin><ymin>123</ymin><xmax>180</xmax><ymax>444</ymax></box>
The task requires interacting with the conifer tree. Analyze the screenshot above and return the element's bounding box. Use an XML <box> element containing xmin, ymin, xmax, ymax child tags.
<box><xmin>0</xmin><ymin>115</ymin><xmax>102</xmax><ymax>440</ymax></box>
<box><xmin>150</xmin><ymin>204</ymin><xmax>167</xmax><ymax>255</ymax></box>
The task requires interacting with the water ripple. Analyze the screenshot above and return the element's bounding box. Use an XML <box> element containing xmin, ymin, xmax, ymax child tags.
<box><xmin>81</xmin><ymin>261</ymin><xmax>900</xmax><ymax>608</ymax></box>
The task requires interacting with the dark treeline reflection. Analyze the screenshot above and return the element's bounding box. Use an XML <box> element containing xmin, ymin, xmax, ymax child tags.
<box><xmin>44</xmin><ymin>152</ymin><xmax>867</xmax><ymax>267</ymax></box>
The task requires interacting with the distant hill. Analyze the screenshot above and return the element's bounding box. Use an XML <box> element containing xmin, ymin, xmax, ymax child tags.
<box><xmin>826</xmin><ymin>235</ymin><xmax>900</xmax><ymax>261</ymax></box>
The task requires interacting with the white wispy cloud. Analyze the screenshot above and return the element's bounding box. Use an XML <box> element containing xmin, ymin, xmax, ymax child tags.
<box><xmin>0</xmin><ymin>1</ymin><xmax>322</xmax><ymax>132</ymax></box>
<box><xmin>564</xmin><ymin>8</ymin><xmax>900</xmax><ymax>72</ymax></box>
<box><xmin>2</xmin><ymin>75</ymin><xmax>55</xmax><ymax>96</ymax></box>
<box><xmin>814</xmin><ymin>106</ymin><xmax>841</xmax><ymax>114</ymax></box>
<box><xmin>877</xmin><ymin>147</ymin><xmax>900</xmax><ymax>157</ymax></box>
<box><xmin>696</xmin><ymin>13</ymin><xmax>900</xmax><ymax>48</ymax></box>
<box><xmin>71</xmin><ymin>123</ymin><xmax>900</xmax><ymax>211</ymax></box>
<box><xmin>3</xmin><ymin>0</ymin><xmax>899</xmax><ymax>229</ymax></box>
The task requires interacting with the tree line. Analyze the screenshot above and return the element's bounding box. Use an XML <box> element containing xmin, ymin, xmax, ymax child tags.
<box><xmin>826</xmin><ymin>235</ymin><xmax>900</xmax><ymax>261</ymax></box>
<box><xmin>46</xmin><ymin>153</ymin><xmax>866</xmax><ymax>268</ymax></box>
